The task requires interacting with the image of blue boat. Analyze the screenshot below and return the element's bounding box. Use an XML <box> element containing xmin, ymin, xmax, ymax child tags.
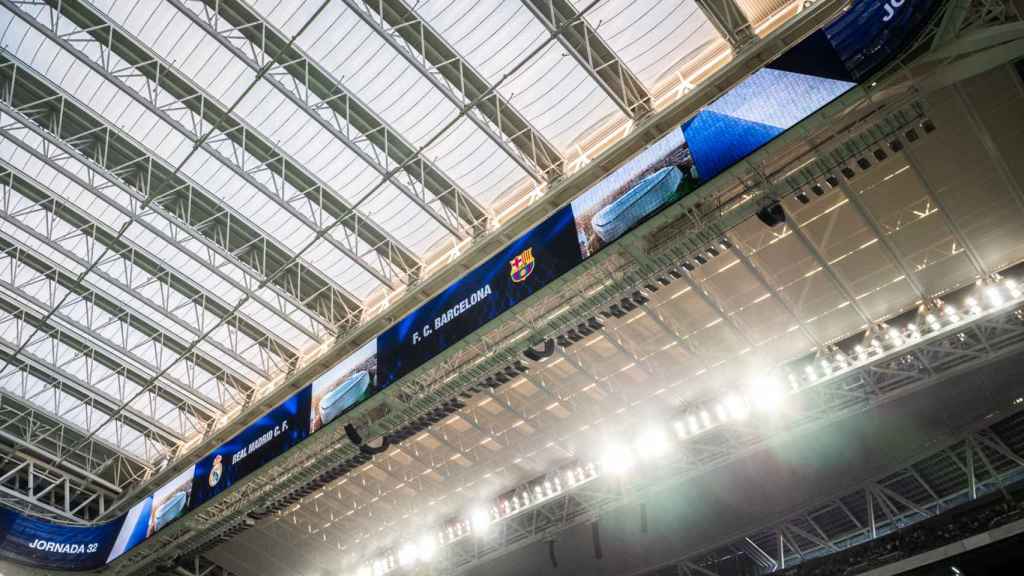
<box><xmin>153</xmin><ymin>491</ymin><xmax>187</xmax><ymax>532</ymax></box>
<box><xmin>318</xmin><ymin>370</ymin><xmax>371</xmax><ymax>425</ymax></box>
<box><xmin>591</xmin><ymin>166</ymin><xmax>683</xmax><ymax>243</ymax></box>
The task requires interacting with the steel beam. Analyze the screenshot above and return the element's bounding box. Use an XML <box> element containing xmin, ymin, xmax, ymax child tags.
<box><xmin>6</xmin><ymin>0</ymin><xmax>421</xmax><ymax>290</ymax></box>
<box><xmin>0</xmin><ymin>288</ymin><xmax>220</xmax><ymax>428</ymax></box>
<box><xmin>520</xmin><ymin>0</ymin><xmax>653</xmax><ymax>118</ymax></box>
<box><xmin>0</xmin><ymin>51</ymin><xmax>363</xmax><ymax>332</ymax></box>
<box><xmin>341</xmin><ymin>0</ymin><xmax>565</xmax><ymax>182</ymax></box>
<box><xmin>693</xmin><ymin>0</ymin><xmax>756</xmax><ymax>50</ymax></box>
<box><xmin>838</xmin><ymin>180</ymin><xmax>928</xmax><ymax>301</ymax></box>
<box><xmin>785</xmin><ymin>216</ymin><xmax>873</xmax><ymax>325</ymax></box>
<box><xmin>159</xmin><ymin>0</ymin><xmax>488</xmax><ymax>239</ymax></box>
<box><xmin>0</xmin><ymin>161</ymin><xmax>278</xmax><ymax>387</ymax></box>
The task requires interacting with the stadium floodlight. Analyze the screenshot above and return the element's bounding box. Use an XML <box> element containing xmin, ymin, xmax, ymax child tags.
<box><xmin>699</xmin><ymin>410</ymin><xmax>712</xmax><ymax>428</ymax></box>
<box><xmin>635</xmin><ymin>428</ymin><xmax>670</xmax><ymax>460</ymax></box>
<box><xmin>725</xmin><ymin>394</ymin><xmax>750</xmax><ymax>421</ymax></box>
<box><xmin>601</xmin><ymin>444</ymin><xmax>634</xmax><ymax>476</ymax></box>
<box><xmin>819</xmin><ymin>358</ymin><xmax>833</xmax><ymax>377</ymax></box>
<box><xmin>418</xmin><ymin>535</ymin><xmax>436</xmax><ymax>561</ymax></box>
<box><xmin>854</xmin><ymin>344</ymin><xmax>868</xmax><ymax>362</ymax></box>
<box><xmin>357</xmin><ymin>565</ymin><xmax>372</xmax><ymax>576</ymax></box>
<box><xmin>715</xmin><ymin>403</ymin><xmax>729</xmax><ymax>422</ymax></box>
<box><xmin>944</xmin><ymin>305</ymin><xmax>961</xmax><ymax>323</ymax></box>
<box><xmin>469</xmin><ymin>506</ymin><xmax>491</xmax><ymax>534</ymax></box>
<box><xmin>925</xmin><ymin>313</ymin><xmax>941</xmax><ymax>331</ymax></box>
<box><xmin>673</xmin><ymin>419</ymin><xmax>688</xmax><ymax>439</ymax></box>
<box><xmin>887</xmin><ymin>328</ymin><xmax>904</xmax><ymax>347</ymax></box>
<box><xmin>906</xmin><ymin>323</ymin><xmax>921</xmax><ymax>340</ymax></box>
<box><xmin>372</xmin><ymin>558</ymin><xmax>387</xmax><ymax>576</ymax></box>
<box><xmin>1006</xmin><ymin>278</ymin><xmax>1022</xmax><ymax>298</ymax></box>
<box><xmin>985</xmin><ymin>285</ymin><xmax>1005</xmax><ymax>307</ymax></box>
<box><xmin>748</xmin><ymin>377</ymin><xmax>785</xmax><ymax>413</ymax></box>
<box><xmin>397</xmin><ymin>543</ymin><xmax>419</xmax><ymax>567</ymax></box>
<box><xmin>687</xmin><ymin>414</ymin><xmax>701</xmax><ymax>435</ymax></box>
<box><xmin>966</xmin><ymin>297</ymin><xmax>982</xmax><ymax>315</ymax></box>
<box><xmin>804</xmin><ymin>365</ymin><xmax>817</xmax><ymax>382</ymax></box>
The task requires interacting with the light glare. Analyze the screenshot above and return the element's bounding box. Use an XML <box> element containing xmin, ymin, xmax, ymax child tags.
<box><xmin>601</xmin><ymin>444</ymin><xmax>634</xmax><ymax>475</ymax></box>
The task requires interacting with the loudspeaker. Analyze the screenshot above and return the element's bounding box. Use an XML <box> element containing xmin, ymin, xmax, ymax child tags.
<box><xmin>756</xmin><ymin>203</ymin><xmax>786</xmax><ymax>227</ymax></box>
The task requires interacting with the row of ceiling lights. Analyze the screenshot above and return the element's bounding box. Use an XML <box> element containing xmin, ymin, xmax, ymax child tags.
<box><xmin>343</xmin><ymin>113</ymin><xmax>950</xmax><ymax>575</ymax></box>
<box><xmin>348</xmin><ymin>273</ymin><xmax>1022</xmax><ymax>576</ymax></box>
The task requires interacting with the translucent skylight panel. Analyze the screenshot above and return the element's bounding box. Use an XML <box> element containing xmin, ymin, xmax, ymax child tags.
<box><xmin>102</xmin><ymin>0</ymin><xmax>258</xmax><ymax>106</ymax></box>
<box><xmin>302</xmin><ymin>239</ymin><xmax>382</xmax><ymax>301</ymax></box>
<box><xmin>248</xmin><ymin>0</ymin><xmax>326</xmax><ymax>37</ymax></box>
<box><xmin>415</xmin><ymin>0</ymin><xmax>548</xmax><ymax>84</ymax></box>
<box><xmin>295</xmin><ymin>2</ymin><xmax>462</xmax><ymax>148</ymax></box>
<box><xmin>2</xmin><ymin>143</ymin><xmax>316</xmax><ymax>349</ymax></box>
<box><xmin>334</xmin><ymin>187</ymin><xmax>450</xmax><ymax>256</ymax></box>
<box><xmin>501</xmin><ymin>42</ymin><xmax>623</xmax><ymax>151</ymax></box>
<box><xmin>423</xmin><ymin>117</ymin><xmax>532</xmax><ymax>206</ymax></box>
<box><xmin>574</xmin><ymin>0</ymin><xmax>721</xmax><ymax>89</ymax></box>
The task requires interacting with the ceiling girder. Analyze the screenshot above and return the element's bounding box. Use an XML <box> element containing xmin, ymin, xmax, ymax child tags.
<box><xmin>0</xmin><ymin>310</ymin><xmax>190</xmax><ymax>446</ymax></box>
<box><xmin>0</xmin><ymin>285</ymin><xmax>222</xmax><ymax>429</ymax></box>
<box><xmin>693</xmin><ymin>0</ymin><xmax>756</xmax><ymax>50</ymax></box>
<box><xmin>5</xmin><ymin>0</ymin><xmax>419</xmax><ymax>292</ymax></box>
<box><xmin>0</xmin><ymin>51</ymin><xmax>364</xmax><ymax>332</ymax></box>
<box><xmin>164</xmin><ymin>0</ymin><xmax>490</xmax><ymax>240</ymax></box>
<box><xmin>341</xmin><ymin>0</ymin><xmax>565</xmax><ymax>182</ymax></box>
<box><xmin>520</xmin><ymin>0</ymin><xmax>653</xmax><ymax>119</ymax></box>
<box><xmin>0</xmin><ymin>161</ymin><xmax>282</xmax><ymax>386</ymax></box>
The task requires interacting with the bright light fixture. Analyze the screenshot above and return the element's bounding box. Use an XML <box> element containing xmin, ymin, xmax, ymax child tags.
<box><xmin>417</xmin><ymin>535</ymin><xmax>436</xmax><ymax>561</ymax></box>
<box><xmin>985</xmin><ymin>286</ymin><xmax>1004</xmax><ymax>307</ymax></box>
<box><xmin>397</xmin><ymin>543</ymin><xmax>418</xmax><ymax>567</ymax></box>
<box><xmin>601</xmin><ymin>444</ymin><xmax>634</xmax><ymax>476</ymax></box>
<box><xmin>687</xmin><ymin>414</ymin><xmax>701</xmax><ymax>435</ymax></box>
<box><xmin>748</xmin><ymin>377</ymin><xmax>785</xmax><ymax>413</ymax></box>
<box><xmin>469</xmin><ymin>506</ymin><xmax>491</xmax><ymax>534</ymax></box>
<box><xmin>635</xmin><ymin>428</ymin><xmax>670</xmax><ymax>460</ymax></box>
<box><xmin>725</xmin><ymin>394</ymin><xmax>750</xmax><ymax>420</ymax></box>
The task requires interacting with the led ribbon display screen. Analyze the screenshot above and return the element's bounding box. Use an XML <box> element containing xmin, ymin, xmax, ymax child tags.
<box><xmin>0</xmin><ymin>1</ymin><xmax>938</xmax><ymax>569</ymax></box>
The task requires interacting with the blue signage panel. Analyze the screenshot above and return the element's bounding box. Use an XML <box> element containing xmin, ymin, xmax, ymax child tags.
<box><xmin>378</xmin><ymin>206</ymin><xmax>583</xmax><ymax>386</ymax></box>
<box><xmin>189</xmin><ymin>387</ymin><xmax>312</xmax><ymax>507</ymax></box>
<box><xmin>0</xmin><ymin>1</ymin><xmax>941</xmax><ymax>570</ymax></box>
<box><xmin>0</xmin><ymin>508</ymin><xmax>123</xmax><ymax>571</ymax></box>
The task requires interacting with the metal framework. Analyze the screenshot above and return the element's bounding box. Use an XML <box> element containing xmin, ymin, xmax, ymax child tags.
<box><xmin>2</xmin><ymin>2</ymin><xmax>1013</xmax><ymax>573</ymax></box>
<box><xmin>693</xmin><ymin>0</ymin><xmax>756</xmax><ymax>49</ymax></box>
<box><xmin>633</xmin><ymin>414</ymin><xmax>1024</xmax><ymax>576</ymax></box>
<box><xmin>520</xmin><ymin>0</ymin><xmax>653</xmax><ymax>119</ymax></box>
<box><xmin>157</xmin><ymin>0</ymin><xmax>485</xmax><ymax>245</ymax></box>
<box><xmin>6</xmin><ymin>0</ymin><xmax>426</xmax><ymax>290</ymax></box>
<box><xmin>341</xmin><ymin>0</ymin><xmax>566</xmax><ymax>182</ymax></box>
<box><xmin>416</xmin><ymin>299</ymin><xmax>1024</xmax><ymax>575</ymax></box>
<box><xmin>0</xmin><ymin>50</ymin><xmax>363</xmax><ymax>332</ymax></box>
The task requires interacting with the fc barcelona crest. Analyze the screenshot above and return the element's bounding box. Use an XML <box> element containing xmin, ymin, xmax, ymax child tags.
<box><xmin>510</xmin><ymin>248</ymin><xmax>535</xmax><ymax>283</ymax></box>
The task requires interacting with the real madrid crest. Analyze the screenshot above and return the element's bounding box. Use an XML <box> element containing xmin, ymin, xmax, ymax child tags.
<box><xmin>510</xmin><ymin>247</ymin><xmax>535</xmax><ymax>283</ymax></box>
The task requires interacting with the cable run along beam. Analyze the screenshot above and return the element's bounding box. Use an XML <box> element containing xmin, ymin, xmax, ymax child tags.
<box><xmin>0</xmin><ymin>50</ymin><xmax>363</xmax><ymax>334</ymax></box>
<box><xmin>166</xmin><ymin>0</ymin><xmax>490</xmax><ymax>239</ymax></box>
<box><xmin>341</xmin><ymin>0</ymin><xmax>565</xmax><ymax>183</ymax></box>
<box><xmin>520</xmin><ymin>0</ymin><xmax>653</xmax><ymax>119</ymax></box>
<box><xmin>6</xmin><ymin>0</ymin><xmax>421</xmax><ymax>294</ymax></box>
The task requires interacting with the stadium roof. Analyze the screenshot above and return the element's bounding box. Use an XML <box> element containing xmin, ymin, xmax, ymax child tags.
<box><xmin>2</xmin><ymin>1</ymin><xmax>1024</xmax><ymax>575</ymax></box>
<box><xmin>0</xmin><ymin>0</ymin><xmax>792</xmax><ymax>507</ymax></box>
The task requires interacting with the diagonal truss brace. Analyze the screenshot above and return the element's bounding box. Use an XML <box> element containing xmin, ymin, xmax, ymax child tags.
<box><xmin>693</xmin><ymin>0</ymin><xmax>757</xmax><ymax>50</ymax></box>
<box><xmin>342</xmin><ymin>0</ymin><xmax>565</xmax><ymax>182</ymax></box>
<box><xmin>520</xmin><ymin>0</ymin><xmax>653</xmax><ymax>119</ymax></box>
<box><xmin>165</xmin><ymin>0</ymin><xmax>490</xmax><ymax>239</ymax></box>
<box><xmin>0</xmin><ymin>52</ymin><xmax>363</xmax><ymax>332</ymax></box>
<box><xmin>7</xmin><ymin>0</ymin><xmax>422</xmax><ymax>290</ymax></box>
